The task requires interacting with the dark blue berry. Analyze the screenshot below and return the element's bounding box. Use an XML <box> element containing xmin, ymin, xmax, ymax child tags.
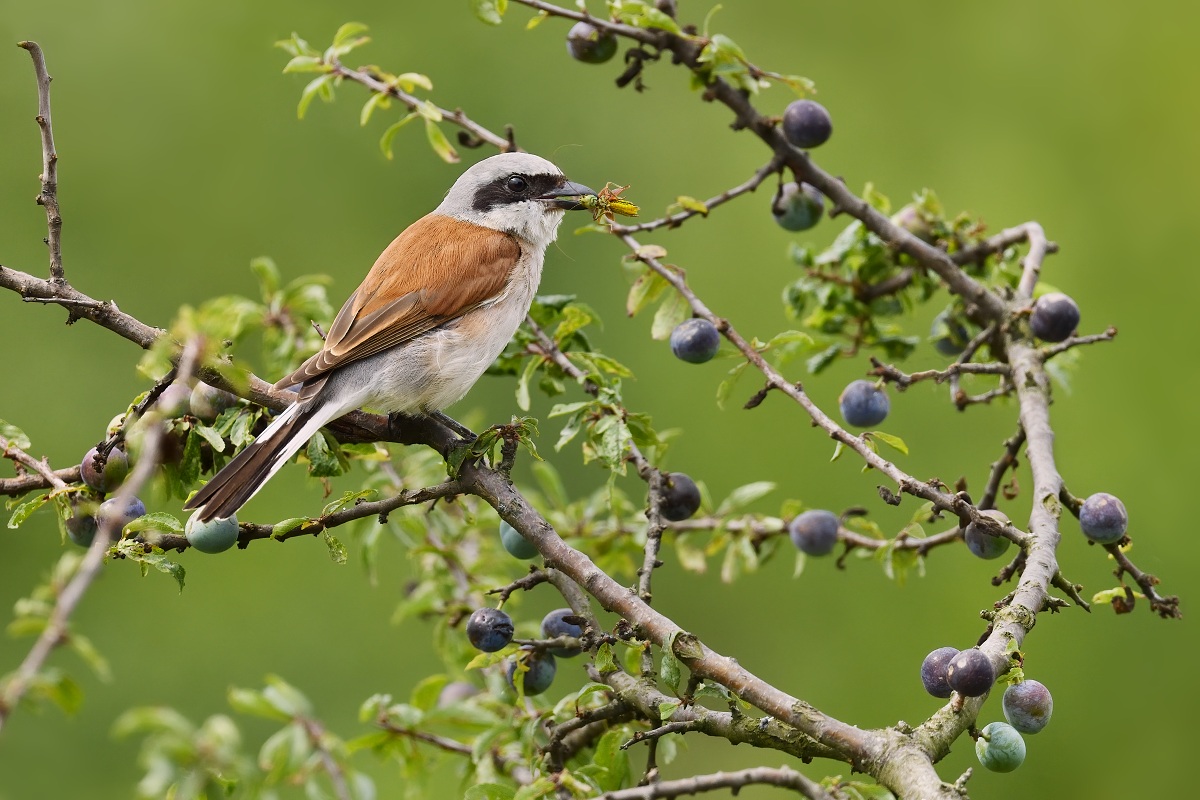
<box><xmin>541</xmin><ymin>609</ymin><xmax>584</xmax><ymax>657</ymax></box>
<box><xmin>920</xmin><ymin>647</ymin><xmax>959</xmax><ymax>698</ymax></box>
<box><xmin>946</xmin><ymin>649</ymin><xmax>994</xmax><ymax>697</ymax></box>
<box><xmin>566</xmin><ymin>22</ymin><xmax>617</xmax><ymax>64</ymax></box>
<box><xmin>80</xmin><ymin>446</ymin><xmax>129</xmax><ymax>493</ymax></box>
<box><xmin>1029</xmin><ymin>292</ymin><xmax>1080</xmax><ymax>343</ymax></box>
<box><xmin>466</xmin><ymin>608</ymin><xmax>514</xmax><ymax>653</ymax></box>
<box><xmin>507</xmin><ymin>647</ymin><xmax>557</xmax><ymax>696</ymax></box>
<box><xmin>660</xmin><ymin>472</ymin><xmax>701</xmax><ymax>521</ymax></box>
<box><xmin>839</xmin><ymin>380</ymin><xmax>889</xmax><ymax>428</ymax></box>
<box><xmin>670</xmin><ymin>318</ymin><xmax>721</xmax><ymax>364</ymax></box>
<box><xmin>1002</xmin><ymin>680</ymin><xmax>1053</xmax><ymax>734</ymax></box>
<box><xmin>1079</xmin><ymin>492</ymin><xmax>1127</xmax><ymax>544</ymax></box>
<box><xmin>96</xmin><ymin>495</ymin><xmax>146</xmax><ymax>533</ymax></box>
<box><xmin>781</xmin><ymin>99</ymin><xmax>833</xmax><ymax>148</ymax></box>
<box><xmin>788</xmin><ymin>510</ymin><xmax>840</xmax><ymax>556</ymax></box>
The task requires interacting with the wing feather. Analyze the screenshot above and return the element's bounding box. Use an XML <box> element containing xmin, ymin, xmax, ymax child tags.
<box><xmin>273</xmin><ymin>215</ymin><xmax>520</xmax><ymax>391</ymax></box>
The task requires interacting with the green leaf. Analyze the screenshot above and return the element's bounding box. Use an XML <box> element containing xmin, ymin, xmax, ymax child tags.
<box><xmin>7</xmin><ymin>493</ymin><xmax>48</xmax><ymax>529</ymax></box>
<box><xmin>870</xmin><ymin>431</ymin><xmax>909</xmax><ymax>455</ymax></box>
<box><xmin>332</xmin><ymin>21</ymin><xmax>370</xmax><ymax>48</ymax></box>
<box><xmin>109</xmin><ymin>538</ymin><xmax>186</xmax><ymax>592</ymax></box>
<box><xmin>657</xmin><ymin>699</ymin><xmax>682</xmax><ymax>721</ymax></box>
<box><xmin>717</xmin><ymin>482</ymin><xmax>776</xmax><ymax>515</ymax></box>
<box><xmin>715</xmin><ymin>361</ymin><xmax>749</xmax><ymax>411</ymax></box>
<box><xmin>659</xmin><ymin>647</ymin><xmax>682</xmax><ymax>694</ymax></box>
<box><xmin>124</xmin><ymin>512</ymin><xmax>185</xmax><ymax>536</ymax></box>
<box><xmin>515</xmin><ymin>355</ymin><xmax>540</xmax><ymax>412</ymax></box>
<box><xmin>379</xmin><ymin>112</ymin><xmax>419</xmax><ymax>160</ymax></box>
<box><xmin>651</xmin><ymin>291</ymin><xmax>690</xmax><ymax>340</ymax></box>
<box><xmin>272</xmin><ymin>517</ymin><xmax>311</xmax><ymax>537</ymax></box>
<box><xmin>282</xmin><ymin>56</ymin><xmax>328</xmax><ymax>74</ymax></box>
<box><xmin>192</xmin><ymin>424</ymin><xmax>226</xmax><ymax>453</ymax></box>
<box><xmin>593</xmin><ymin>643</ymin><xmax>618</xmax><ymax>674</ymax></box>
<box><xmin>229</xmin><ymin>687</ymin><xmax>292</xmax><ymax>721</ymax></box>
<box><xmin>470</xmin><ymin>0</ymin><xmax>508</xmax><ymax>25</ymax></box>
<box><xmin>69</xmin><ymin>633</ymin><xmax>112</xmax><ymax>682</ymax></box>
<box><xmin>626</xmin><ymin>269</ymin><xmax>669</xmax><ymax>317</ymax></box>
<box><xmin>262</xmin><ymin>674</ymin><xmax>313</xmax><ymax>717</ymax></box>
<box><xmin>297</xmin><ymin>73</ymin><xmax>335</xmax><ymax>119</ymax></box>
<box><xmin>466</xmin><ymin>785</ymin><xmax>516</xmax><ymax>800</ymax></box>
<box><xmin>424</xmin><ymin>119</ymin><xmax>460</xmax><ymax>164</ymax></box>
<box><xmin>0</xmin><ymin>419</ymin><xmax>32</xmax><ymax>449</ymax></box>
<box><xmin>322</xmin><ymin>531</ymin><xmax>348</xmax><ymax>564</ymax></box>
<box><xmin>306</xmin><ymin>430</ymin><xmax>347</xmax><ymax>477</ymax></box>
<box><xmin>674</xmin><ymin>195</ymin><xmax>708</xmax><ymax>216</ymax></box>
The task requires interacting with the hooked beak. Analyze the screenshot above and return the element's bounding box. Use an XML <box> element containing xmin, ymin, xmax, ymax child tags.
<box><xmin>539</xmin><ymin>179</ymin><xmax>595</xmax><ymax>211</ymax></box>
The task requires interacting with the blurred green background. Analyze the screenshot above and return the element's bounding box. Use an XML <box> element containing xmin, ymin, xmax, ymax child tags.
<box><xmin>1</xmin><ymin>1</ymin><xmax>1195</xmax><ymax>797</ymax></box>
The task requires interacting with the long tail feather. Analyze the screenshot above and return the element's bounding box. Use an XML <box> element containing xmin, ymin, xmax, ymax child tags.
<box><xmin>184</xmin><ymin>401</ymin><xmax>334</xmax><ymax>522</ymax></box>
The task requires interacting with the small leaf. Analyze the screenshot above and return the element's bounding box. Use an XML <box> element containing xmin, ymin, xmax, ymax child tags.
<box><xmin>650</xmin><ymin>291</ymin><xmax>690</xmax><ymax>340</ymax></box>
<box><xmin>470</xmin><ymin>0</ymin><xmax>508</xmax><ymax>25</ymax></box>
<box><xmin>657</xmin><ymin>699</ymin><xmax>682</xmax><ymax>721</ymax></box>
<box><xmin>124</xmin><ymin>512</ymin><xmax>185</xmax><ymax>535</ymax></box>
<box><xmin>332</xmin><ymin>22</ymin><xmax>370</xmax><ymax>48</ymax></box>
<box><xmin>322</xmin><ymin>531</ymin><xmax>348</xmax><ymax>564</ymax></box>
<box><xmin>0</xmin><ymin>419</ymin><xmax>33</xmax><ymax>450</ymax></box>
<box><xmin>7</xmin><ymin>493</ymin><xmax>48</xmax><ymax>529</ymax></box>
<box><xmin>717</xmin><ymin>482</ymin><xmax>776</xmax><ymax>514</ymax></box>
<box><xmin>594</xmin><ymin>643</ymin><xmax>618</xmax><ymax>674</ymax></box>
<box><xmin>870</xmin><ymin>431</ymin><xmax>909</xmax><ymax>455</ymax></box>
<box><xmin>359</xmin><ymin>91</ymin><xmax>390</xmax><ymax>126</ymax></box>
<box><xmin>282</xmin><ymin>56</ymin><xmax>328</xmax><ymax>74</ymax></box>
<box><xmin>192</xmin><ymin>424</ymin><xmax>226</xmax><ymax>453</ymax></box>
<box><xmin>379</xmin><ymin>113</ymin><xmax>418</xmax><ymax>160</ymax></box>
<box><xmin>626</xmin><ymin>269</ymin><xmax>669</xmax><ymax>317</ymax></box>
<box><xmin>297</xmin><ymin>73</ymin><xmax>335</xmax><ymax>119</ymax></box>
<box><xmin>424</xmin><ymin>119</ymin><xmax>460</xmax><ymax>164</ymax></box>
<box><xmin>674</xmin><ymin>196</ymin><xmax>708</xmax><ymax>216</ymax></box>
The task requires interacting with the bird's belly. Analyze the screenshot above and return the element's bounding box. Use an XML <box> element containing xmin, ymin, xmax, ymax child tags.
<box><xmin>334</xmin><ymin>283</ymin><xmax>534</xmax><ymax>415</ymax></box>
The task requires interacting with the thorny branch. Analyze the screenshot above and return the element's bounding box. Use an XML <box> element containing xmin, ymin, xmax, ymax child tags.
<box><xmin>0</xmin><ymin>24</ymin><xmax>1179</xmax><ymax>800</ymax></box>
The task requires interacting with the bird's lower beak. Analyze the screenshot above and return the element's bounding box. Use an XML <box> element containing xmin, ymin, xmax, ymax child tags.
<box><xmin>539</xmin><ymin>180</ymin><xmax>596</xmax><ymax>211</ymax></box>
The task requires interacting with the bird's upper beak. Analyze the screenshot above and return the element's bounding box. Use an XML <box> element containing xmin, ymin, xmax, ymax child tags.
<box><xmin>538</xmin><ymin>179</ymin><xmax>595</xmax><ymax>211</ymax></box>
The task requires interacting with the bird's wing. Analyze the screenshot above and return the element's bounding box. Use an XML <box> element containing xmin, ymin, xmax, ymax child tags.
<box><xmin>273</xmin><ymin>214</ymin><xmax>521</xmax><ymax>392</ymax></box>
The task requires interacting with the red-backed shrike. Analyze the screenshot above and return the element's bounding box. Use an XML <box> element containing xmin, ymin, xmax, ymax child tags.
<box><xmin>185</xmin><ymin>152</ymin><xmax>594</xmax><ymax>522</ymax></box>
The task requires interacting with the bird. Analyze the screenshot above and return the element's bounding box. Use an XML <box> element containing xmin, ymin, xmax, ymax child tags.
<box><xmin>184</xmin><ymin>152</ymin><xmax>594</xmax><ymax>522</ymax></box>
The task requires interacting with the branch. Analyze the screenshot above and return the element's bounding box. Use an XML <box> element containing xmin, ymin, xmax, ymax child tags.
<box><xmin>298</xmin><ymin>717</ymin><xmax>352</xmax><ymax>800</ymax></box>
<box><xmin>596</xmin><ymin>766</ymin><xmax>835</xmax><ymax>800</ymax></box>
<box><xmin>0</xmin><ymin>437</ymin><xmax>71</xmax><ymax>493</ymax></box>
<box><xmin>610</xmin><ymin>156</ymin><xmax>783</xmax><ymax>234</ymax></box>
<box><xmin>1014</xmin><ymin>222</ymin><xmax>1048</xmax><ymax>300</ymax></box>
<box><xmin>0</xmin><ymin>342</ymin><xmax>199</xmax><ymax>731</ymax></box>
<box><xmin>17</xmin><ymin>42</ymin><xmax>63</xmax><ymax>283</ymax></box>
<box><xmin>0</xmin><ymin>466</ymin><xmax>80</xmax><ymax>498</ymax></box>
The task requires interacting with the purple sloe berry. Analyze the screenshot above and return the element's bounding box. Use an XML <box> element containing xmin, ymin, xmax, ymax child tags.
<box><xmin>839</xmin><ymin>380</ymin><xmax>889</xmax><ymax>428</ymax></box>
<box><xmin>1079</xmin><ymin>492</ymin><xmax>1128</xmax><ymax>544</ymax></box>
<box><xmin>566</xmin><ymin>22</ymin><xmax>617</xmax><ymax>64</ymax></box>
<box><xmin>670</xmin><ymin>318</ymin><xmax>721</xmax><ymax>364</ymax></box>
<box><xmin>1029</xmin><ymin>292</ymin><xmax>1080</xmax><ymax>343</ymax></box>
<box><xmin>920</xmin><ymin>646</ymin><xmax>960</xmax><ymax>699</ymax></box>
<box><xmin>781</xmin><ymin>99</ymin><xmax>833</xmax><ymax>148</ymax></box>
<box><xmin>946</xmin><ymin>649</ymin><xmax>994</xmax><ymax>697</ymax></box>
<box><xmin>659</xmin><ymin>472</ymin><xmax>701</xmax><ymax>521</ymax></box>
<box><xmin>788</xmin><ymin>509</ymin><xmax>840</xmax><ymax>557</ymax></box>
<box><xmin>541</xmin><ymin>608</ymin><xmax>584</xmax><ymax>657</ymax></box>
<box><xmin>80</xmin><ymin>446</ymin><xmax>129</xmax><ymax>493</ymax></box>
<box><xmin>466</xmin><ymin>607</ymin><xmax>514</xmax><ymax>653</ymax></box>
<box><xmin>507</xmin><ymin>647</ymin><xmax>557</xmax><ymax>695</ymax></box>
<box><xmin>1002</xmin><ymin>679</ymin><xmax>1053</xmax><ymax>734</ymax></box>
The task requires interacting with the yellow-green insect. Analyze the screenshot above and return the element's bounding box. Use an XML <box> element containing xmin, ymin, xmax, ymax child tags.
<box><xmin>579</xmin><ymin>183</ymin><xmax>640</xmax><ymax>221</ymax></box>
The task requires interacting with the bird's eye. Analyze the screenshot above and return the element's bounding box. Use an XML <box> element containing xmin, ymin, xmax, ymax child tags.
<box><xmin>506</xmin><ymin>175</ymin><xmax>528</xmax><ymax>193</ymax></box>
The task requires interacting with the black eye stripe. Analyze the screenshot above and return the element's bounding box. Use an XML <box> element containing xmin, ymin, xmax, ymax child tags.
<box><xmin>472</xmin><ymin>172</ymin><xmax>566</xmax><ymax>212</ymax></box>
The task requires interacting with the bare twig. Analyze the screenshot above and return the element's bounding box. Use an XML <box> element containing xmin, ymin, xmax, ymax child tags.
<box><xmin>0</xmin><ymin>466</ymin><xmax>80</xmax><ymax>498</ymax></box>
<box><xmin>610</xmin><ymin>156</ymin><xmax>783</xmax><ymax>234</ymax></box>
<box><xmin>1015</xmin><ymin>222</ymin><xmax>1048</xmax><ymax>300</ymax></box>
<box><xmin>298</xmin><ymin>717</ymin><xmax>352</xmax><ymax>800</ymax></box>
<box><xmin>0</xmin><ymin>437</ymin><xmax>71</xmax><ymax>492</ymax></box>
<box><xmin>17</xmin><ymin>42</ymin><xmax>64</xmax><ymax>283</ymax></box>
<box><xmin>596</xmin><ymin>766</ymin><xmax>835</xmax><ymax>800</ymax></box>
<box><xmin>1040</xmin><ymin>326</ymin><xmax>1118</xmax><ymax>359</ymax></box>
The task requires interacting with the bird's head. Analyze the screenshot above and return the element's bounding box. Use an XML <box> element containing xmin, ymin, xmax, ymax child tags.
<box><xmin>436</xmin><ymin>152</ymin><xmax>595</xmax><ymax>247</ymax></box>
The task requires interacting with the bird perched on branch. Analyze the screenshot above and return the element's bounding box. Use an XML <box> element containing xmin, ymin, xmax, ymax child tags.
<box><xmin>185</xmin><ymin>152</ymin><xmax>594</xmax><ymax>522</ymax></box>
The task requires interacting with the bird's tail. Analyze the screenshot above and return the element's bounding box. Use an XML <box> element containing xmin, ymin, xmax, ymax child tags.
<box><xmin>184</xmin><ymin>400</ymin><xmax>335</xmax><ymax>522</ymax></box>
